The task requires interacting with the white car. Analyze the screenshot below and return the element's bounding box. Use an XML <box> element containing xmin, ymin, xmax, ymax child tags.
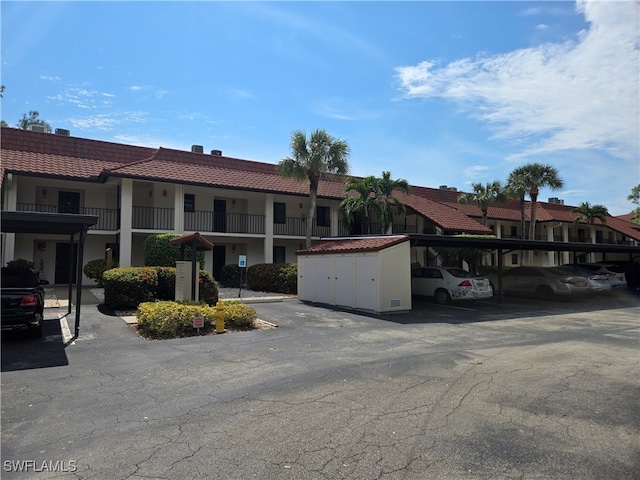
<box><xmin>411</xmin><ymin>266</ymin><xmax>493</xmax><ymax>304</ymax></box>
<box><xmin>563</xmin><ymin>263</ymin><xmax>626</xmax><ymax>288</ymax></box>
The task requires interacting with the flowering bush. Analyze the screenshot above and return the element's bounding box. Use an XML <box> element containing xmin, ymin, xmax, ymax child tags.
<box><xmin>103</xmin><ymin>267</ymin><xmax>158</xmax><ymax>310</ymax></box>
<box><xmin>222</xmin><ymin>301</ymin><xmax>257</xmax><ymax>327</ymax></box>
<box><xmin>136</xmin><ymin>301</ymin><xmax>216</xmax><ymax>338</ymax></box>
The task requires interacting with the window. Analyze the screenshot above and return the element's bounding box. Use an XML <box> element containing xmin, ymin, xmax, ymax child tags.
<box><xmin>316</xmin><ymin>206</ymin><xmax>330</xmax><ymax>227</ymax></box>
<box><xmin>510</xmin><ymin>226</ymin><xmax>517</xmax><ymax>238</ymax></box>
<box><xmin>274</xmin><ymin>202</ymin><xmax>286</xmax><ymax>224</ymax></box>
<box><xmin>511</xmin><ymin>253</ymin><xmax>518</xmax><ymax>265</ymax></box>
<box><xmin>273</xmin><ymin>246</ymin><xmax>286</xmax><ymax>264</ymax></box>
<box><xmin>184</xmin><ymin>194</ymin><xmax>195</xmax><ymax>213</ymax></box>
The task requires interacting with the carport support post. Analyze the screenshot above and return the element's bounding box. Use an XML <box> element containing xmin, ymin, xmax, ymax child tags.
<box><xmin>74</xmin><ymin>229</ymin><xmax>87</xmax><ymax>338</ymax></box>
<box><xmin>497</xmin><ymin>248</ymin><xmax>503</xmax><ymax>304</ymax></box>
<box><xmin>67</xmin><ymin>234</ymin><xmax>74</xmax><ymax>316</ymax></box>
<box><xmin>191</xmin><ymin>240</ymin><xmax>197</xmax><ymax>302</ymax></box>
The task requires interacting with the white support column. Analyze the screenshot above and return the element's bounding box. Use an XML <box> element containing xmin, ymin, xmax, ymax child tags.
<box><xmin>331</xmin><ymin>206</ymin><xmax>339</xmax><ymax>237</ymax></box>
<box><xmin>174</xmin><ymin>184</ymin><xmax>184</xmax><ymax>233</ymax></box>
<box><xmin>494</xmin><ymin>221</ymin><xmax>502</xmax><ymax>238</ymax></box>
<box><xmin>2</xmin><ymin>174</ymin><xmax>17</xmax><ymax>265</ymax></box>
<box><xmin>562</xmin><ymin>223</ymin><xmax>570</xmax><ymax>265</ymax></box>
<box><xmin>119</xmin><ymin>178</ymin><xmax>133</xmax><ymax>267</ymax></box>
<box><xmin>264</xmin><ymin>194</ymin><xmax>274</xmax><ymax>264</ymax></box>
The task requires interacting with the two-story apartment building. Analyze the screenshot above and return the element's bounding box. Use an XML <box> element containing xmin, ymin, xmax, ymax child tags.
<box><xmin>1</xmin><ymin>126</ymin><xmax>639</xmax><ymax>284</ymax></box>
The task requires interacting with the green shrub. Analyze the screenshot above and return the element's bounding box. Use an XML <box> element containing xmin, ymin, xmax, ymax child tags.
<box><xmin>136</xmin><ymin>301</ymin><xmax>216</xmax><ymax>338</ymax></box>
<box><xmin>144</xmin><ymin>233</ymin><xmax>205</xmax><ymax>267</ymax></box>
<box><xmin>246</xmin><ymin>263</ymin><xmax>297</xmax><ymax>294</ymax></box>
<box><xmin>222</xmin><ymin>301</ymin><xmax>257</xmax><ymax>328</ymax></box>
<box><xmin>83</xmin><ymin>258</ymin><xmax>119</xmax><ymax>287</ymax></box>
<box><xmin>154</xmin><ymin>267</ymin><xmax>177</xmax><ymax>300</ymax></box>
<box><xmin>198</xmin><ymin>269</ymin><xmax>219</xmax><ymax>305</ymax></box>
<box><xmin>219</xmin><ymin>264</ymin><xmax>243</xmax><ymax>287</ymax></box>
<box><xmin>6</xmin><ymin>259</ymin><xmax>36</xmax><ymax>271</ymax></box>
<box><xmin>103</xmin><ymin>267</ymin><xmax>158</xmax><ymax>310</ymax></box>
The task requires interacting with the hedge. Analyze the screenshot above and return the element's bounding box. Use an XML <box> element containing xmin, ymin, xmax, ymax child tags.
<box><xmin>144</xmin><ymin>233</ymin><xmax>205</xmax><ymax>267</ymax></box>
<box><xmin>246</xmin><ymin>263</ymin><xmax>297</xmax><ymax>294</ymax></box>
<box><xmin>102</xmin><ymin>266</ymin><xmax>218</xmax><ymax>310</ymax></box>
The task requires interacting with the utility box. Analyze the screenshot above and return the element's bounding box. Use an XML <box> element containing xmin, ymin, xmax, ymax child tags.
<box><xmin>296</xmin><ymin>236</ymin><xmax>411</xmax><ymax>313</ymax></box>
<box><xmin>175</xmin><ymin>261</ymin><xmax>200</xmax><ymax>302</ymax></box>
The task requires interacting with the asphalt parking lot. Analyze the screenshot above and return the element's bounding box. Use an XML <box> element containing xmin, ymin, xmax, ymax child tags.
<box><xmin>2</xmin><ymin>289</ymin><xmax>639</xmax><ymax>479</ymax></box>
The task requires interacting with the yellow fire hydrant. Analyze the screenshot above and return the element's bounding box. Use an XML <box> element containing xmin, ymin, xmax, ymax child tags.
<box><xmin>214</xmin><ymin>301</ymin><xmax>227</xmax><ymax>334</ymax></box>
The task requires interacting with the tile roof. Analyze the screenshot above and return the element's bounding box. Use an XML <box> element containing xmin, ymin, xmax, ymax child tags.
<box><xmin>402</xmin><ymin>193</ymin><xmax>492</xmax><ymax>234</ymax></box>
<box><xmin>2</xmin><ymin>127</ymin><xmax>639</xmax><ymax>242</ymax></box>
<box><xmin>296</xmin><ymin>235</ymin><xmax>409</xmax><ymax>255</ymax></box>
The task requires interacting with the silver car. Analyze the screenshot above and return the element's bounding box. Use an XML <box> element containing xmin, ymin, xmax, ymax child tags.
<box><xmin>564</xmin><ymin>263</ymin><xmax>627</xmax><ymax>288</ymax></box>
<box><xmin>556</xmin><ymin>265</ymin><xmax>612</xmax><ymax>293</ymax></box>
<box><xmin>411</xmin><ymin>266</ymin><xmax>493</xmax><ymax>304</ymax></box>
<box><xmin>499</xmin><ymin>266</ymin><xmax>590</xmax><ymax>300</ymax></box>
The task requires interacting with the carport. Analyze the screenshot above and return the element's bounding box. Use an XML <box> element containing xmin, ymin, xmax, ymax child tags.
<box><xmin>1</xmin><ymin>211</ymin><xmax>98</xmax><ymax>339</ymax></box>
<box><xmin>407</xmin><ymin>233</ymin><xmax>640</xmax><ymax>297</ymax></box>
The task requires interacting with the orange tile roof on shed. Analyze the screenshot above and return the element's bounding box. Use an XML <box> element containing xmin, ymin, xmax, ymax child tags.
<box><xmin>296</xmin><ymin>235</ymin><xmax>409</xmax><ymax>255</ymax></box>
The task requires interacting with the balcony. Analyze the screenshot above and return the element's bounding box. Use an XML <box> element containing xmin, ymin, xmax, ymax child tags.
<box><xmin>16</xmin><ymin>203</ymin><xmax>119</xmax><ymax>230</ymax></box>
<box><xmin>185</xmin><ymin>210</ymin><xmax>265</xmax><ymax>234</ymax></box>
<box><xmin>274</xmin><ymin>217</ymin><xmax>330</xmax><ymax>237</ymax></box>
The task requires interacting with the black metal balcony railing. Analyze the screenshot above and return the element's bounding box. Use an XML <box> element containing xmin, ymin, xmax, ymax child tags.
<box><xmin>185</xmin><ymin>211</ymin><xmax>265</xmax><ymax>234</ymax></box>
<box><xmin>132</xmin><ymin>206</ymin><xmax>175</xmax><ymax>230</ymax></box>
<box><xmin>16</xmin><ymin>203</ymin><xmax>120</xmax><ymax>230</ymax></box>
<box><xmin>274</xmin><ymin>217</ymin><xmax>330</xmax><ymax>237</ymax></box>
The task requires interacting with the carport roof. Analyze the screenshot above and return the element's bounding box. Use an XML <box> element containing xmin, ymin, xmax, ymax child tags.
<box><xmin>407</xmin><ymin>233</ymin><xmax>640</xmax><ymax>255</ymax></box>
<box><xmin>1</xmin><ymin>211</ymin><xmax>98</xmax><ymax>235</ymax></box>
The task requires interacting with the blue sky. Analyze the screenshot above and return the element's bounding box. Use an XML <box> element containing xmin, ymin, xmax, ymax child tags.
<box><xmin>2</xmin><ymin>1</ymin><xmax>638</xmax><ymax>215</ymax></box>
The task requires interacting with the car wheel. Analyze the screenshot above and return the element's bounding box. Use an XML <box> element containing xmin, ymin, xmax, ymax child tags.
<box><xmin>537</xmin><ymin>285</ymin><xmax>554</xmax><ymax>301</ymax></box>
<box><xmin>434</xmin><ymin>289</ymin><xmax>451</xmax><ymax>305</ymax></box>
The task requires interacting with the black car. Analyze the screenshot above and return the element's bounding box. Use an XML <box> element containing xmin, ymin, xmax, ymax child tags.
<box><xmin>1</xmin><ymin>267</ymin><xmax>46</xmax><ymax>338</ymax></box>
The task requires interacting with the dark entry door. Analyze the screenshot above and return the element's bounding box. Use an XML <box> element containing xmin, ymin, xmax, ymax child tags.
<box><xmin>55</xmin><ymin>243</ymin><xmax>78</xmax><ymax>284</ymax></box>
<box><xmin>58</xmin><ymin>191</ymin><xmax>81</xmax><ymax>214</ymax></box>
<box><xmin>213</xmin><ymin>245</ymin><xmax>226</xmax><ymax>280</ymax></box>
<box><xmin>213</xmin><ymin>199</ymin><xmax>227</xmax><ymax>232</ymax></box>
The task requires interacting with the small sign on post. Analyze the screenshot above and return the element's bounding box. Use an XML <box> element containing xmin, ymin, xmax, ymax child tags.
<box><xmin>238</xmin><ymin>255</ymin><xmax>247</xmax><ymax>298</ymax></box>
<box><xmin>193</xmin><ymin>315</ymin><xmax>204</xmax><ymax>335</ymax></box>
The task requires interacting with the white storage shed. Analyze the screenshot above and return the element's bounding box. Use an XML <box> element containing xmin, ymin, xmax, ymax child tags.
<box><xmin>296</xmin><ymin>235</ymin><xmax>412</xmax><ymax>313</ymax></box>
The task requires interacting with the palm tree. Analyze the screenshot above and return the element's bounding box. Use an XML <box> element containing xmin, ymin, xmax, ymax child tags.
<box><xmin>510</xmin><ymin>163</ymin><xmax>564</xmax><ymax>241</ymax></box>
<box><xmin>457</xmin><ymin>180</ymin><xmax>505</xmax><ymax>226</ymax></box>
<box><xmin>375</xmin><ymin>171</ymin><xmax>411</xmax><ymax>234</ymax></box>
<box><xmin>505</xmin><ymin>171</ymin><xmax>528</xmax><ymax>239</ymax></box>
<box><xmin>339</xmin><ymin>176</ymin><xmax>379</xmax><ymax>234</ymax></box>
<box><xmin>277</xmin><ymin>129</ymin><xmax>350</xmax><ymax>247</ymax></box>
<box><xmin>571</xmin><ymin>202</ymin><xmax>608</xmax><ymax>225</ymax></box>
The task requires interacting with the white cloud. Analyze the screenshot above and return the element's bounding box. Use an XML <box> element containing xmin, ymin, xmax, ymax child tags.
<box><xmin>395</xmin><ymin>0</ymin><xmax>640</xmax><ymax>162</ymax></box>
<box><xmin>463</xmin><ymin>165</ymin><xmax>490</xmax><ymax>180</ymax></box>
<box><xmin>40</xmin><ymin>75</ymin><xmax>60</xmax><ymax>81</ymax></box>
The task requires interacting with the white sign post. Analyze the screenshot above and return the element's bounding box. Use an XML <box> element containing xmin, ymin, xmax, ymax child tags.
<box><xmin>238</xmin><ymin>255</ymin><xmax>247</xmax><ymax>298</ymax></box>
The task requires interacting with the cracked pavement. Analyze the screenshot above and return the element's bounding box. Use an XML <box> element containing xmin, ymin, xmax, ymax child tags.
<box><xmin>1</xmin><ymin>290</ymin><xmax>639</xmax><ymax>479</ymax></box>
